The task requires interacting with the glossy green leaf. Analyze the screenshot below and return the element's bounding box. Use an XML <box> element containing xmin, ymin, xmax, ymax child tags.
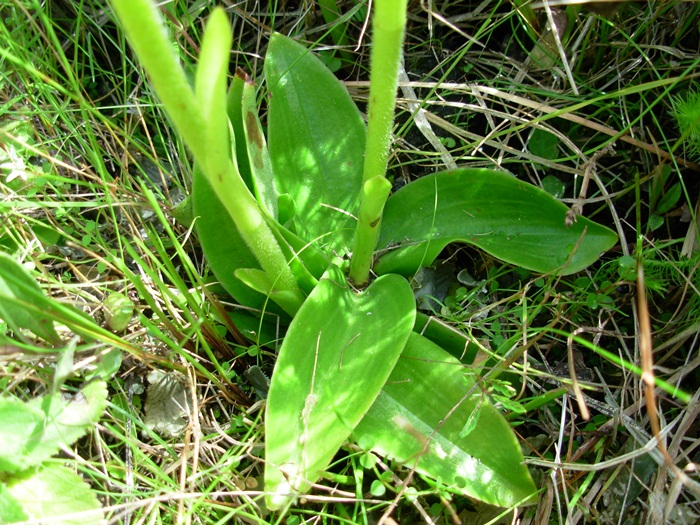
<box><xmin>376</xmin><ymin>169</ymin><xmax>617</xmax><ymax>276</ymax></box>
<box><xmin>413</xmin><ymin>311</ymin><xmax>481</xmax><ymax>364</ymax></box>
<box><xmin>265</xmin><ymin>34</ymin><xmax>366</xmax><ymax>254</ymax></box>
<box><xmin>655</xmin><ymin>181</ymin><xmax>681</xmax><ymax>215</ymax></box>
<box><xmin>265</xmin><ymin>265</ymin><xmax>416</xmax><ymax>509</ymax></box>
<box><xmin>0</xmin><ymin>252</ymin><xmax>61</xmax><ymax>345</ymax></box>
<box><xmin>356</xmin><ymin>332</ymin><xmax>537</xmax><ymax>508</ymax></box>
<box><xmin>227</xmin><ymin>309</ymin><xmax>280</xmax><ymax>348</ymax></box>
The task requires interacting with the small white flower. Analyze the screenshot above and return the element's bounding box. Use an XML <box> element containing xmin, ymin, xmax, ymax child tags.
<box><xmin>0</xmin><ymin>145</ymin><xmax>28</xmax><ymax>182</ymax></box>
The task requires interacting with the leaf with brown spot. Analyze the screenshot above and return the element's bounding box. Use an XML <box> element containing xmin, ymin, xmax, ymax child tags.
<box><xmin>241</xmin><ymin>79</ymin><xmax>278</xmax><ymax>218</ymax></box>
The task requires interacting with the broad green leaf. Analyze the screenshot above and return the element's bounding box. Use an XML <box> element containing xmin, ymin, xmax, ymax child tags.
<box><xmin>0</xmin><ymin>398</ymin><xmax>44</xmax><ymax>474</ymax></box>
<box><xmin>265</xmin><ymin>34</ymin><xmax>366</xmax><ymax>254</ymax></box>
<box><xmin>5</xmin><ymin>463</ymin><xmax>103</xmax><ymax>525</ymax></box>
<box><xmin>356</xmin><ymin>332</ymin><xmax>537</xmax><ymax>508</ymax></box>
<box><xmin>265</xmin><ymin>265</ymin><xmax>416</xmax><ymax>509</ymax></box>
<box><xmin>228</xmin><ymin>309</ymin><xmax>280</xmax><ymax>348</ymax></box>
<box><xmin>375</xmin><ymin>169</ymin><xmax>617</xmax><ymax>276</ymax></box>
<box><xmin>541</xmin><ymin>175</ymin><xmax>565</xmax><ymax>198</ymax></box>
<box><xmin>0</xmin><ymin>381</ymin><xmax>108</xmax><ymax>474</ymax></box>
<box><xmin>0</xmin><ymin>252</ymin><xmax>61</xmax><ymax>345</ymax></box>
<box><xmin>529</xmin><ymin>128</ymin><xmax>559</xmax><ymax>161</ymax></box>
<box><xmin>413</xmin><ymin>312</ymin><xmax>481</xmax><ymax>364</ymax></box>
<box><xmin>655</xmin><ymin>181</ymin><xmax>681</xmax><ymax>215</ymax></box>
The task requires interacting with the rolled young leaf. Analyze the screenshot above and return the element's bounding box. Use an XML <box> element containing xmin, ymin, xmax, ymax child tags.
<box><xmin>241</xmin><ymin>72</ymin><xmax>279</xmax><ymax>219</ymax></box>
<box><xmin>375</xmin><ymin>169</ymin><xmax>617</xmax><ymax>276</ymax></box>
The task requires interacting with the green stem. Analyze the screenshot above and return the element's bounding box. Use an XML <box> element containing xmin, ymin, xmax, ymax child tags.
<box><xmin>111</xmin><ymin>0</ymin><xmax>303</xmax><ymax>313</ymax></box>
<box><xmin>349</xmin><ymin>176</ymin><xmax>392</xmax><ymax>285</ymax></box>
<box><xmin>349</xmin><ymin>0</ymin><xmax>407</xmax><ymax>286</ymax></box>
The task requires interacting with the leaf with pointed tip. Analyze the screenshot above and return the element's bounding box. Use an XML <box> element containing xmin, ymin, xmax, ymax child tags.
<box><xmin>227</xmin><ymin>71</ymin><xmax>254</xmax><ymax>191</ymax></box>
<box><xmin>356</xmin><ymin>333</ymin><xmax>537</xmax><ymax>508</ymax></box>
<box><xmin>375</xmin><ymin>169</ymin><xmax>617</xmax><ymax>276</ymax></box>
<box><xmin>265</xmin><ymin>34</ymin><xmax>366</xmax><ymax>254</ymax></box>
<box><xmin>265</xmin><ymin>265</ymin><xmax>416</xmax><ymax>509</ymax></box>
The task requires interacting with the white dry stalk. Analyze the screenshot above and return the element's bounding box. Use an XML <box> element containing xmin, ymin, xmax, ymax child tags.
<box><xmin>542</xmin><ymin>0</ymin><xmax>579</xmax><ymax>95</ymax></box>
<box><xmin>398</xmin><ymin>59</ymin><xmax>457</xmax><ymax>170</ymax></box>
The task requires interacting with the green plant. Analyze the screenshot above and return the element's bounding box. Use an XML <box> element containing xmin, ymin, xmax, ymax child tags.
<box><xmin>0</xmin><ymin>253</ymin><xmax>108</xmax><ymax>524</ymax></box>
<box><xmin>671</xmin><ymin>84</ymin><xmax>700</xmax><ymax>160</ymax></box>
<box><xmin>110</xmin><ymin>0</ymin><xmax>617</xmax><ymax>512</ymax></box>
<box><xmin>0</xmin><ymin>380</ymin><xmax>108</xmax><ymax>525</ymax></box>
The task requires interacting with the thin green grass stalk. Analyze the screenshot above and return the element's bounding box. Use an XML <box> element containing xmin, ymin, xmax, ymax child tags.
<box><xmin>349</xmin><ymin>0</ymin><xmax>407</xmax><ymax>286</ymax></box>
<box><xmin>567</xmin><ymin>443</ymin><xmax>605</xmax><ymax>510</ymax></box>
<box><xmin>134</xmin><ymin>238</ymin><xmax>233</xmax><ymax>372</ymax></box>
<box><xmin>120</xmin><ymin>243</ymin><xmax>234</xmax><ymax>389</ymax></box>
<box><xmin>316</xmin><ymin>0</ymin><xmax>353</xmax><ymax>63</ymax></box>
<box><xmin>4</xmin><ymin>3</ymin><xmax>121</xmax><ymax>185</ymax></box>
<box><xmin>549</xmin><ymin>328</ymin><xmax>691</xmax><ymax>403</ymax></box>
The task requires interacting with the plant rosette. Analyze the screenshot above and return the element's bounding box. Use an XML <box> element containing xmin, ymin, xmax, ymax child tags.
<box><xmin>111</xmin><ymin>0</ymin><xmax>617</xmax><ymax>511</ymax></box>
